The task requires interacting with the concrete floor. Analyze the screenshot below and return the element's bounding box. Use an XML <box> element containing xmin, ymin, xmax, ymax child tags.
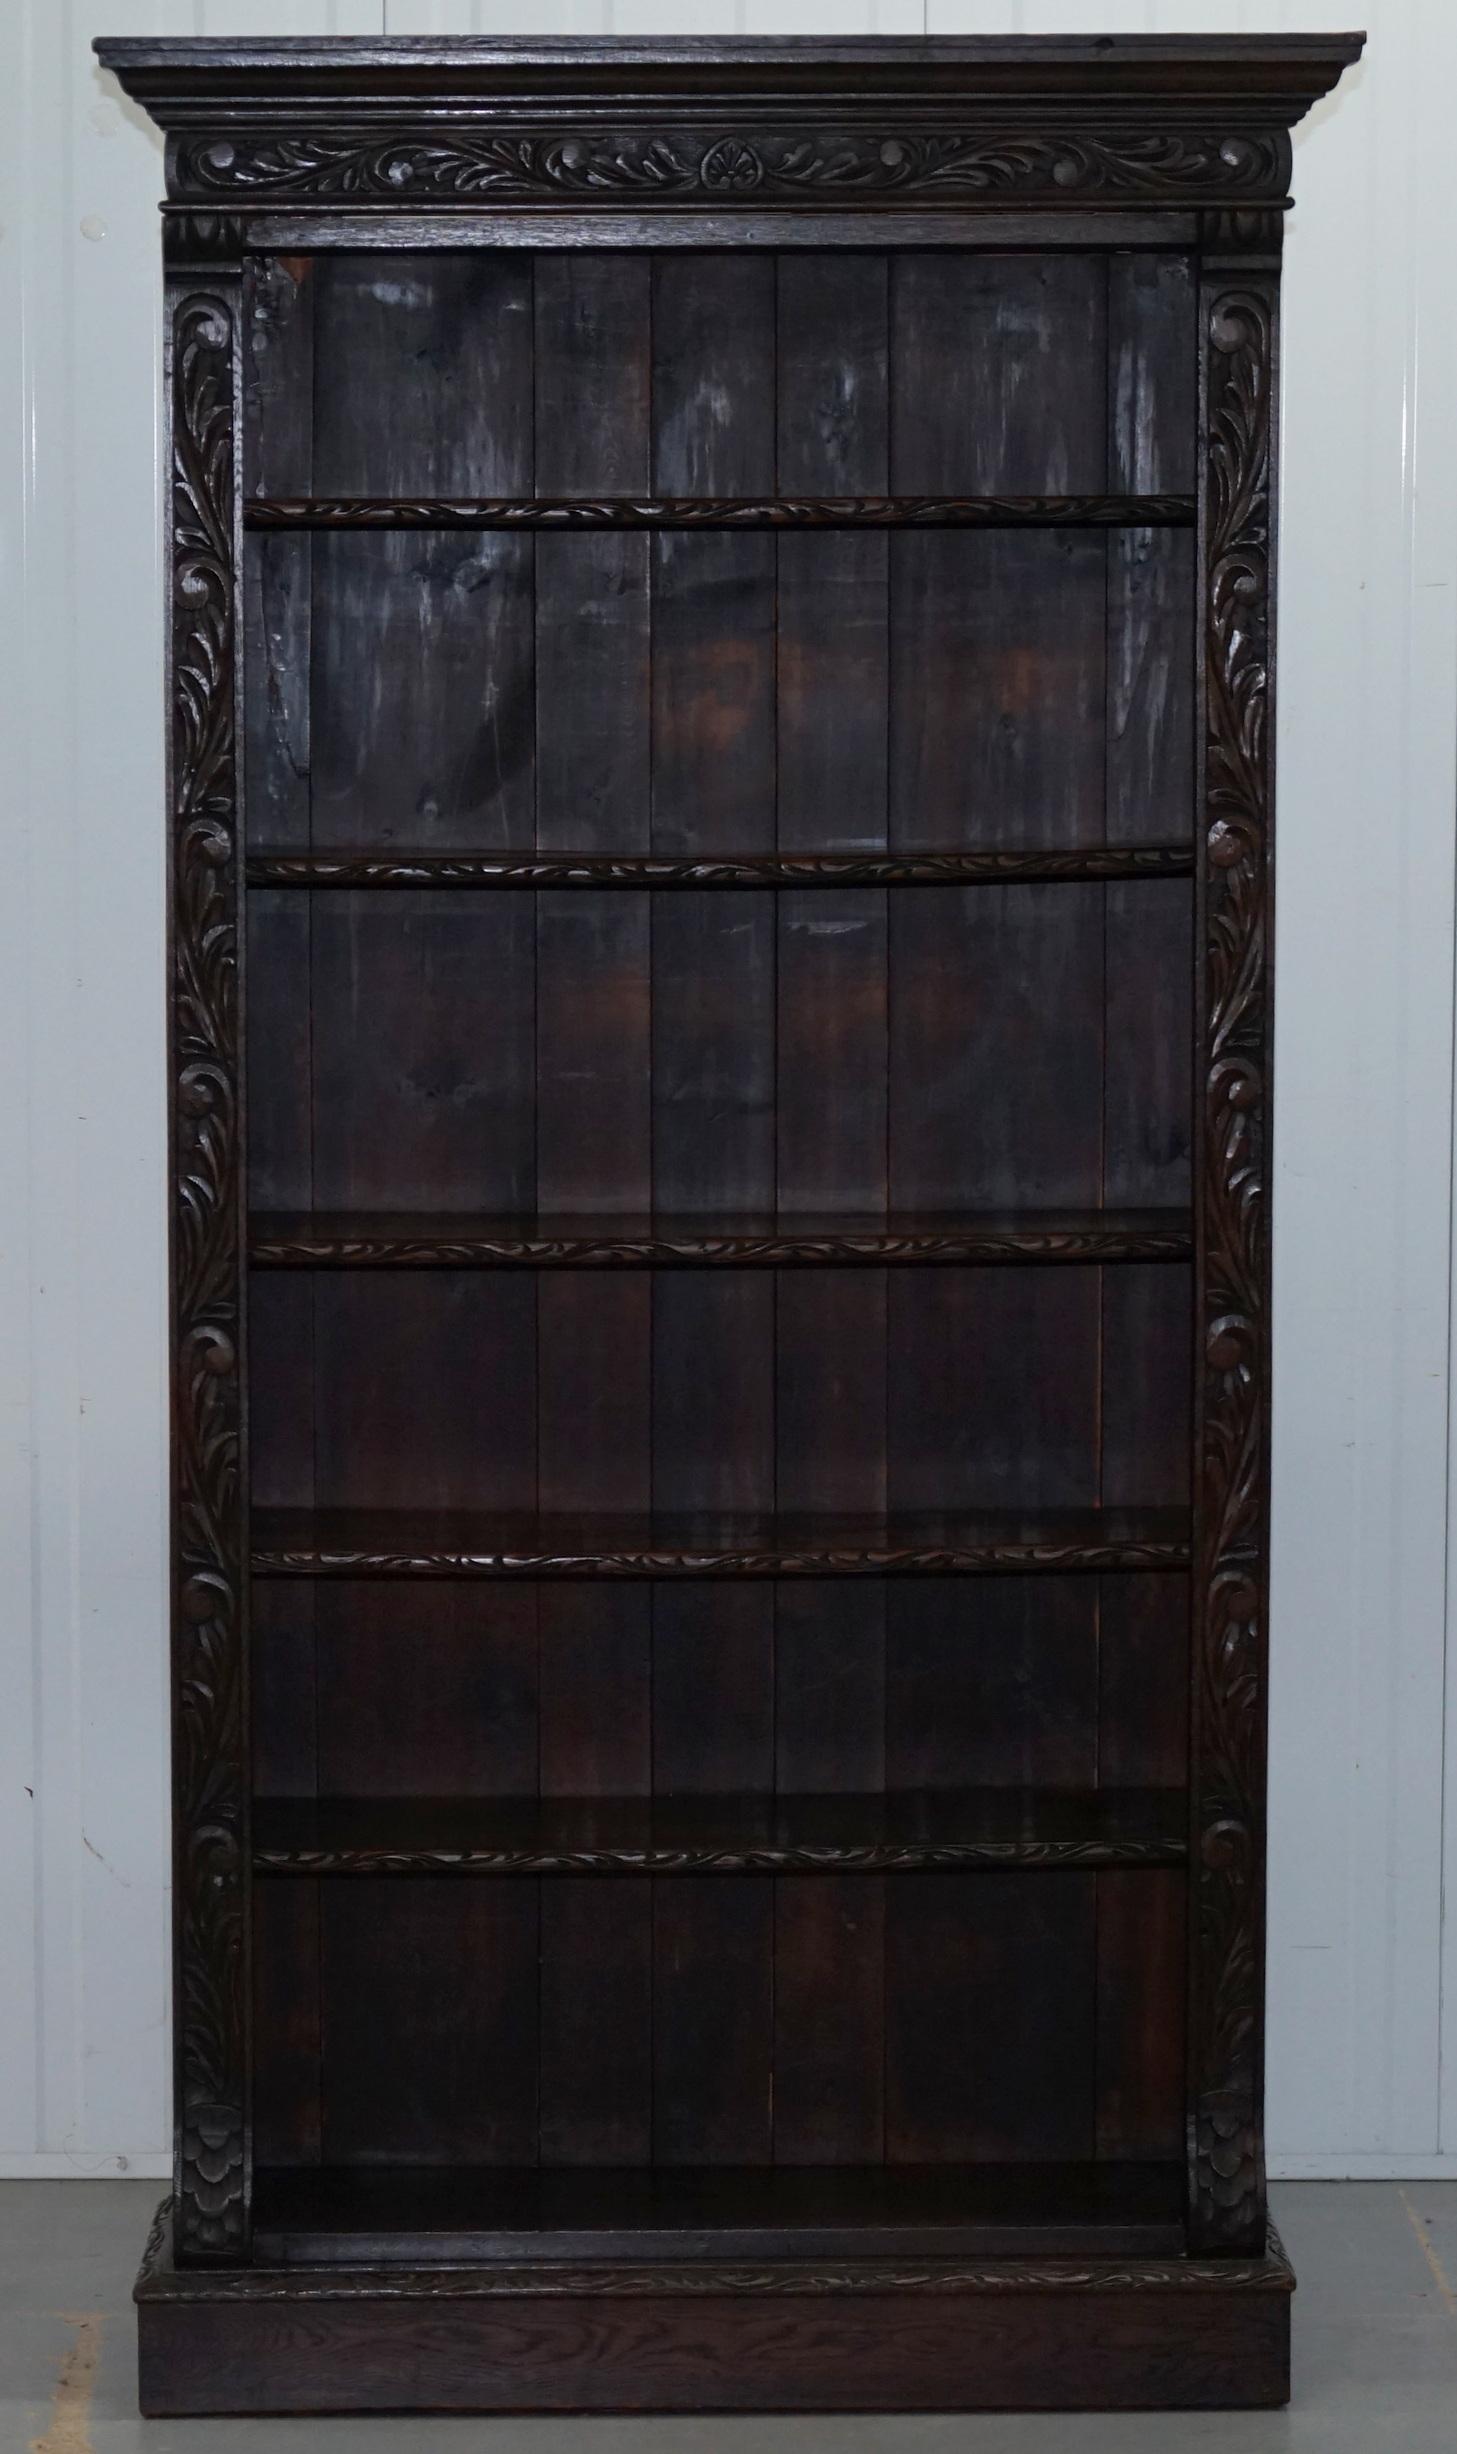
<box><xmin>6</xmin><ymin>2182</ymin><xmax>1456</xmax><ymax>2452</ymax></box>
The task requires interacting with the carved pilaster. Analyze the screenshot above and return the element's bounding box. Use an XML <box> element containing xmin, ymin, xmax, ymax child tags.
<box><xmin>1189</xmin><ymin>261</ymin><xmax>1277</xmax><ymax>2254</ymax></box>
<box><xmin>166</xmin><ymin>276</ymin><xmax>249</xmax><ymax>2263</ymax></box>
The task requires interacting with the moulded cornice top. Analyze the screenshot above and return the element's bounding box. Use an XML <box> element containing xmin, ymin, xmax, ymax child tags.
<box><xmin>95</xmin><ymin>32</ymin><xmax>1364</xmax><ymax>218</ymax></box>
<box><xmin>96</xmin><ymin>33</ymin><xmax>1365</xmax><ymax>120</ymax></box>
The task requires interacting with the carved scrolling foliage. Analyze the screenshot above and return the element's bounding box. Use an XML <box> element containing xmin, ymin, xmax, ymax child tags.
<box><xmin>170</xmin><ymin>289</ymin><xmax>246</xmax><ymax>2260</ymax></box>
<box><xmin>250</xmin><ymin>1535</ymin><xmax>1191</xmax><ymax>1580</ymax></box>
<box><xmin>1194</xmin><ymin>280</ymin><xmax>1274</xmax><ymax>2252</ymax></box>
<box><xmin>172</xmin><ymin>124</ymin><xmax>1286</xmax><ymax>206</ymax></box>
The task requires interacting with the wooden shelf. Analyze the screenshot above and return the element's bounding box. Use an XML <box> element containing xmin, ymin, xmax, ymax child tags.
<box><xmin>252</xmin><ymin>1787</ymin><xmax>1189</xmax><ymax>1877</ymax></box>
<box><xmin>244</xmin><ymin>492</ymin><xmax>1196</xmax><ymax>532</ymax></box>
<box><xmin>248</xmin><ymin>1208</ymin><xmax>1195</xmax><ymax>1269</ymax></box>
<box><xmin>251</xmin><ymin>2160</ymin><xmax>1187</xmax><ymax>2266</ymax></box>
<box><xmin>245</xmin><ymin>843</ymin><xmax>1195</xmax><ymax>890</ymax></box>
<box><xmin>249</xmin><ymin>1506</ymin><xmax>1192</xmax><ymax>1580</ymax></box>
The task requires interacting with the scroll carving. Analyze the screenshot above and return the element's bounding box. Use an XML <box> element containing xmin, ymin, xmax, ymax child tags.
<box><xmin>254</xmin><ymin>1838</ymin><xmax>1187</xmax><ymax>1879</ymax></box>
<box><xmin>244</xmin><ymin>846</ymin><xmax>1194</xmax><ymax>892</ymax></box>
<box><xmin>248</xmin><ymin>1220</ymin><xmax>1194</xmax><ymax>1270</ymax></box>
<box><xmin>1192</xmin><ymin>280</ymin><xmax>1275</xmax><ymax>2253</ymax></box>
<box><xmin>170</xmin><ymin>287</ymin><xmax>247</xmax><ymax>2262</ymax></box>
<box><xmin>171</xmin><ymin>124</ymin><xmax>1287</xmax><ymax>208</ymax></box>
<box><xmin>243</xmin><ymin>494</ymin><xmax>1195</xmax><ymax>532</ymax></box>
<box><xmin>249</xmin><ymin>1526</ymin><xmax>1191</xmax><ymax>1581</ymax></box>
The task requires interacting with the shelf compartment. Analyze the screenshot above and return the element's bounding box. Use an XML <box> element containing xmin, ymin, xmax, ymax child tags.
<box><xmin>249</xmin><ymin>1506</ymin><xmax>1192</xmax><ymax>1580</ymax></box>
<box><xmin>244</xmin><ymin>493</ymin><xmax>1196</xmax><ymax>532</ymax></box>
<box><xmin>252</xmin><ymin>1787</ymin><xmax>1188</xmax><ymax>1877</ymax></box>
<box><xmin>245</xmin><ymin>843</ymin><xmax>1195</xmax><ymax>890</ymax></box>
<box><xmin>248</xmin><ymin>1207</ymin><xmax>1195</xmax><ymax>1269</ymax></box>
<box><xmin>250</xmin><ymin>2159</ymin><xmax>1187</xmax><ymax>2266</ymax></box>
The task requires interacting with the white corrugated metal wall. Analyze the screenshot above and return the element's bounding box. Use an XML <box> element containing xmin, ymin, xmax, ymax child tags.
<box><xmin>3</xmin><ymin>1</ymin><xmax>1451</xmax><ymax>2180</ymax></box>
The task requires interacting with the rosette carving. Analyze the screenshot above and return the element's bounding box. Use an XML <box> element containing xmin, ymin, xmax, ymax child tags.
<box><xmin>1192</xmin><ymin>282</ymin><xmax>1275</xmax><ymax>2252</ymax></box>
<box><xmin>169</xmin><ymin>289</ymin><xmax>247</xmax><ymax>2261</ymax></box>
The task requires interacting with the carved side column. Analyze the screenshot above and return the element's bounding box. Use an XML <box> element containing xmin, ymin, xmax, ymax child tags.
<box><xmin>1188</xmin><ymin>207</ymin><xmax>1281</xmax><ymax>2255</ymax></box>
<box><xmin>164</xmin><ymin>212</ymin><xmax>250</xmax><ymax>2263</ymax></box>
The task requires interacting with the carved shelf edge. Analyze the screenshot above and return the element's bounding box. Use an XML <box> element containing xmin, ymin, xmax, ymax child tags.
<box><xmin>250</xmin><ymin>1550</ymin><xmax>1193</xmax><ymax>1580</ymax></box>
<box><xmin>244</xmin><ymin>492</ymin><xmax>1195</xmax><ymax>529</ymax></box>
<box><xmin>137</xmin><ymin>2198</ymin><xmax>1295</xmax><ymax>2303</ymax></box>
<box><xmin>251</xmin><ymin>1545</ymin><xmax>1194</xmax><ymax>1579</ymax></box>
<box><xmin>251</xmin><ymin>1796</ymin><xmax>1190</xmax><ymax>1877</ymax></box>
<box><xmin>248</xmin><ymin>1210</ymin><xmax>1195</xmax><ymax>1269</ymax></box>
<box><xmin>245</xmin><ymin>845</ymin><xmax>1196</xmax><ymax>890</ymax></box>
<box><xmin>253</xmin><ymin>1840</ymin><xmax>1187</xmax><ymax>1874</ymax></box>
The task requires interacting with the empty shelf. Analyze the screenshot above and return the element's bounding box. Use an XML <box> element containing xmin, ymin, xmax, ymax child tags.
<box><xmin>250</xmin><ymin>2160</ymin><xmax>1188</xmax><ymax>2266</ymax></box>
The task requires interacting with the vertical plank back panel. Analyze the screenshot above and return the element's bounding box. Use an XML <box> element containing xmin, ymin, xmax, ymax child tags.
<box><xmin>302</xmin><ymin>255</ymin><xmax>544</xmax><ymax>2177</ymax></box>
<box><xmin>240</xmin><ymin>236</ymin><xmax>1203</xmax><ymax>2200</ymax></box>
<box><xmin>244</xmin><ymin>255</ymin><xmax>319</xmax><ymax>2182</ymax></box>
<box><xmin>1098</xmin><ymin>254</ymin><xmax>1197</xmax><ymax>2168</ymax></box>
<box><xmin>649</xmin><ymin>253</ymin><xmax>777</xmax><ymax>2168</ymax></box>
<box><xmin>884</xmin><ymin>254</ymin><xmax>1110</xmax><ymax>2170</ymax></box>
<box><xmin>531</xmin><ymin>254</ymin><xmax>654</xmax><ymax>2168</ymax></box>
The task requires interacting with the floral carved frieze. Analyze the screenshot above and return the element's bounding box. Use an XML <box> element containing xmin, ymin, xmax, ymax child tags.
<box><xmin>169</xmin><ymin>124</ymin><xmax>1289</xmax><ymax>207</ymax></box>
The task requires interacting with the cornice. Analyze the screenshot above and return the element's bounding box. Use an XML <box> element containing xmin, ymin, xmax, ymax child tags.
<box><xmin>94</xmin><ymin>34</ymin><xmax>1367</xmax><ymax>111</ymax></box>
<box><xmin>97</xmin><ymin>34</ymin><xmax>1363</xmax><ymax>215</ymax></box>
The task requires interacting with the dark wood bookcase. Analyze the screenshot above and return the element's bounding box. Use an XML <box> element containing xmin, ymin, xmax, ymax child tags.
<box><xmin>101</xmin><ymin>30</ymin><xmax>1361</xmax><ymax>2418</ymax></box>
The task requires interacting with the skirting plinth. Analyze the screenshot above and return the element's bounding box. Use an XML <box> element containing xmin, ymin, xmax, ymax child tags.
<box><xmin>135</xmin><ymin>2199</ymin><xmax>1293</xmax><ymax>2416</ymax></box>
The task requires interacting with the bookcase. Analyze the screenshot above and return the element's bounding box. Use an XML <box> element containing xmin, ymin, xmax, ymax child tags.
<box><xmin>101</xmin><ymin>30</ymin><xmax>1361</xmax><ymax>2417</ymax></box>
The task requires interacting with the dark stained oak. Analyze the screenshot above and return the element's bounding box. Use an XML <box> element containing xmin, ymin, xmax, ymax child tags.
<box><xmin>248</xmin><ymin>1208</ymin><xmax>1194</xmax><ymax>1268</ymax></box>
<box><xmin>249</xmin><ymin>2160</ymin><xmax>1187</xmax><ymax>2263</ymax></box>
<box><xmin>249</xmin><ymin>1505</ymin><xmax>1192</xmax><ymax>1579</ymax></box>
<box><xmin>245</xmin><ymin>491</ymin><xmax>1196</xmax><ymax>529</ymax></box>
<box><xmin>245</xmin><ymin>843</ymin><xmax>1195</xmax><ymax>887</ymax></box>
<box><xmin>103</xmin><ymin>22</ymin><xmax>1359</xmax><ymax>2420</ymax></box>
<box><xmin>135</xmin><ymin>2192</ymin><xmax>1294</xmax><ymax>2415</ymax></box>
<box><xmin>251</xmin><ymin>1787</ymin><xmax>1189</xmax><ymax>1876</ymax></box>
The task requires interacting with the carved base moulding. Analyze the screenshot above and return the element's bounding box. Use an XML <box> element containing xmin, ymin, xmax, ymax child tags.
<box><xmin>135</xmin><ymin>2199</ymin><xmax>1294</xmax><ymax>2417</ymax></box>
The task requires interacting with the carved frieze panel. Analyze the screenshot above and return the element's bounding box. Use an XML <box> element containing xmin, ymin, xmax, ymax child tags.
<box><xmin>168</xmin><ymin>122</ymin><xmax>1289</xmax><ymax>209</ymax></box>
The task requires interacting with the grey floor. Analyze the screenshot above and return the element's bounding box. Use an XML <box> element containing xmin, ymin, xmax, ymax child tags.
<box><xmin>6</xmin><ymin>2182</ymin><xmax>1456</xmax><ymax>2453</ymax></box>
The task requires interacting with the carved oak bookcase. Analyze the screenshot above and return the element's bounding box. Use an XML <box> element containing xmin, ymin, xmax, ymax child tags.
<box><xmin>100</xmin><ymin>31</ymin><xmax>1360</xmax><ymax>2418</ymax></box>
